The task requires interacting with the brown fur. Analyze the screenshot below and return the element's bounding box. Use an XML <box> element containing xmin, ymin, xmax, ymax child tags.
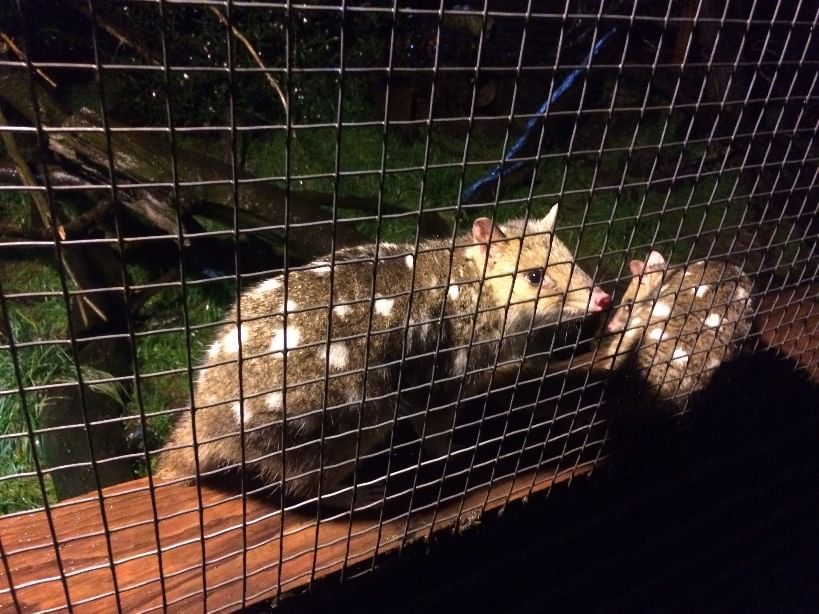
<box><xmin>157</xmin><ymin>206</ymin><xmax>609</xmax><ymax>502</ymax></box>
<box><xmin>551</xmin><ymin>252</ymin><xmax>755</xmax><ymax>409</ymax></box>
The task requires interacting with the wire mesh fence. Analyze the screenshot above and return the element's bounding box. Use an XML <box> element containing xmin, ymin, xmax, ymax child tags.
<box><xmin>0</xmin><ymin>0</ymin><xmax>817</xmax><ymax>610</ymax></box>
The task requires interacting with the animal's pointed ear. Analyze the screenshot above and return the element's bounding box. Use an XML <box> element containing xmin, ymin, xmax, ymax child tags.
<box><xmin>629</xmin><ymin>260</ymin><xmax>646</xmax><ymax>276</ymax></box>
<box><xmin>472</xmin><ymin>217</ymin><xmax>506</xmax><ymax>249</ymax></box>
<box><xmin>542</xmin><ymin>204</ymin><xmax>559</xmax><ymax>234</ymax></box>
<box><xmin>645</xmin><ymin>250</ymin><xmax>666</xmax><ymax>271</ymax></box>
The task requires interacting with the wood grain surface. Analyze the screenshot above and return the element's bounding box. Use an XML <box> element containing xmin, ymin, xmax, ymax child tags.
<box><xmin>0</xmin><ymin>457</ymin><xmax>597</xmax><ymax>612</ymax></box>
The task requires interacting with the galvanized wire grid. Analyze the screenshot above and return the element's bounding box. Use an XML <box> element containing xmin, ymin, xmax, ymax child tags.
<box><xmin>0</xmin><ymin>0</ymin><xmax>817</xmax><ymax>610</ymax></box>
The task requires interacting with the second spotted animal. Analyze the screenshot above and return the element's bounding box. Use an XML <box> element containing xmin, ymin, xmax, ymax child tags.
<box><xmin>600</xmin><ymin>251</ymin><xmax>754</xmax><ymax>407</ymax></box>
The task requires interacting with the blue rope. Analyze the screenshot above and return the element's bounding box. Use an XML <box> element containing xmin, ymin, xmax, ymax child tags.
<box><xmin>462</xmin><ymin>26</ymin><xmax>619</xmax><ymax>204</ymax></box>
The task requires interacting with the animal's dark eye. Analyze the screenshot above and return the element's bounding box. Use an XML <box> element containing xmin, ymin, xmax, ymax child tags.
<box><xmin>526</xmin><ymin>270</ymin><xmax>543</xmax><ymax>286</ymax></box>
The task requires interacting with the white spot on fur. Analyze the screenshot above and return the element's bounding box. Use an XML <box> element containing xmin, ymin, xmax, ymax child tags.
<box><xmin>696</xmin><ymin>285</ymin><xmax>710</xmax><ymax>297</ymax></box>
<box><xmin>374</xmin><ymin>298</ymin><xmax>394</xmax><ymax>316</ymax></box>
<box><xmin>672</xmin><ymin>347</ymin><xmax>688</xmax><ymax>361</ymax></box>
<box><xmin>265</xmin><ymin>391</ymin><xmax>283</xmax><ymax>410</ymax></box>
<box><xmin>735</xmin><ymin>286</ymin><xmax>749</xmax><ymax>300</ymax></box>
<box><xmin>258</xmin><ymin>277</ymin><xmax>281</xmax><ymax>293</ymax></box>
<box><xmin>452</xmin><ymin>349</ymin><xmax>467</xmax><ymax>374</ymax></box>
<box><xmin>328</xmin><ymin>342</ymin><xmax>349</xmax><ymax>370</ymax></box>
<box><xmin>311</xmin><ymin>265</ymin><xmax>331</xmax><ymax>274</ymax></box>
<box><xmin>652</xmin><ymin>302</ymin><xmax>671</xmax><ymax>318</ymax></box>
<box><xmin>705</xmin><ymin>313</ymin><xmax>721</xmax><ymax>327</ymax></box>
<box><xmin>207</xmin><ymin>339</ymin><xmax>223</xmax><ymax>360</ymax></box>
<box><xmin>221</xmin><ymin>323</ymin><xmax>249</xmax><ymax>355</ymax></box>
<box><xmin>624</xmin><ymin>328</ymin><xmax>641</xmax><ymax>342</ymax></box>
<box><xmin>379</xmin><ymin>242</ymin><xmax>399</xmax><ymax>250</ymax></box>
<box><xmin>630</xmin><ymin>315</ymin><xmax>644</xmax><ymax>326</ymax></box>
<box><xmin>270</xmin><ymin>326</ymin><xmax>301</xmax><ymax>352</ymax></box>
<box><xmin>285</xmin><ymin>299</ymin><xmax>297</xmax><ymax>312</ymax></box>
<box><xmin>648</xmin><ymin>327</ymin><xmax>665</xmax><ymax>341</ymax></box>
<box><xmin>448</xmin><ymin>285</ymin><xmax>460</xmax><ymax>301</ymax></box>
<box><xmin>333</xmin><ymin>304</ymin><xmax>351</xmax><ymax>317</ymax></box>
<box><xmin>404</xmin><ymin>255</ymin><xmax>414</xmax><ymax>269</ymax></box>
<box><xmin>232</xmin><ymin>401</ymin><xmax>253</xmax><ymax>424</ymax></box>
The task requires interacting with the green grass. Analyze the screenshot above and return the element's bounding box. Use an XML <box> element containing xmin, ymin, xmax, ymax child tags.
<box><xmin>1</xmin><ymin>258</ymin><xmax>73</xmax><ymax>513</ymax></box>
<box><xmin>243</xmin><ymin>83</ymin><xmax>755</xmax><ymax>277</ymax></box>
<box><xmin>0</xmin><ymin>337</ymin><xmax>64</xmax><ymax>514</ymax></box>
<box><xmin>0</xmin><ymin>248</ymin><xmax>232</xmax><ymax>511</ymax></box>
<box><xmin>0</xmin><ymin>255</ymin><xmax>133</xmax><ymax>512</ymax></box>
<box><xmin>127</xmin><ymin>277</ymin><xmax>233</xmax><ymax>450</ymax></box>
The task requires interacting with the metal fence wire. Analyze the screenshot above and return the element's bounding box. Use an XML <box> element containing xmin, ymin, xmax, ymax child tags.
<box><xmin>0</xmin><ymin>0</ymin><xmax>817</xmax><ymax>610</ymax></box>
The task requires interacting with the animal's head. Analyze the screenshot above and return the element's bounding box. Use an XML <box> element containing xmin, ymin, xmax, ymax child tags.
<box><xmin>606</xmin><ymin>250</ymin><xmax>667</xmax><ymax>333</ymax></box>
<box><xmin>467</xmin><ymin>204</ymin><xmax>611</xmax><ymax>329</ymax></box>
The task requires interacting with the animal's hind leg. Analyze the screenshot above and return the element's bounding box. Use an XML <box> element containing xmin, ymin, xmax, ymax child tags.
<box><xmin>287</xmin><ymin>427</ymin><xmax>388</xmax><ymax>511</ymax></box>
<box><xmin>409</xmin><ymin>401</ymin><xmax>457</xmax><ymax>461</ymax></box>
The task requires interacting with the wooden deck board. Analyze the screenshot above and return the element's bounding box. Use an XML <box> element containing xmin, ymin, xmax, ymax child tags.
<box><xmin>0</xmin><ymin>457</ymin><xmax>596</xmax><ymax>612</ymax></box>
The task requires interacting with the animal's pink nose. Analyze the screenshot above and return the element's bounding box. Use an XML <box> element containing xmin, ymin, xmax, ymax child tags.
<box><xmin>591</xmin><ymin>286</ymin><xmax>611</xmax><ymax>311</ymax></box>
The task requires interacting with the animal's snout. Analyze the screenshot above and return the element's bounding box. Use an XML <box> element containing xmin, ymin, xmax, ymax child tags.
<box><xmin>590</xmin><ymin>286</ymin><xmax>611</xmax><ymax>312</ymax></box>
<box><xmin>606</xmin><ymin>310</ymin><xmax>628</xmax><ymax>333</ymax></box>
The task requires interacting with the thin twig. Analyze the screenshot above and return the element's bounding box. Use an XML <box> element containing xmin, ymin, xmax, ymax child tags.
<box><xmin>0</xmin><ymin>196</ymin><xmax>112</xmax><ymax>240</ymax></box>
<box><xmin>65</xmin><ymin>0</ymin><xmax>162</xmax><ymax>66</ymax></box>
<box><xmin>0</xmin><ymin>107</ymin><xmax>62</xmax><ymax>237</ymax></box>
<box><xmin>208</xmin><ymin>6</ymin><xmax>288</xmax><ymax>114</ymax></box>
<box><xmin>130</xmin><ymin>267</ymin><xmax>181</xmax><ymax>315</ymax></box>
<box><xmin>63</xmin><ymin>267</ymin><xmax>108</xmax><ymax>322</ymax></box>
<box><xmin>0</xmin><ymin>32</ymin><xmax>57</xmax><ymax>88</ymax></box>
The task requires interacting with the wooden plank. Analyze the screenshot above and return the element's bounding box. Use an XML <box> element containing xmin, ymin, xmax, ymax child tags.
<box><xmin>0</xmin><ymin>454</ymin><xmax>598</xmax><ymax>612</ymax></box>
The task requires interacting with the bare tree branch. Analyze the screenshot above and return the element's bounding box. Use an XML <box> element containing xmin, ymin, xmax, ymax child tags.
<box><xmin>0</xmin><ymin>106</ymin><xmax>103</xmax><ymax>324</ymax></box>
<box><xmin>208</xmin><ymin>6</ymin><xmax>288</xmax><ymax>114</ymax></box>
<box><xmin>0</xmin><ymin>107</ymin><xmax>62</xmax><ymax>238</ymax></box>
<box><xmin>0</xmin><ymin>31</ymin><xmax>57</xmax><ymax>87</ymax></box>
<box><xmin>0</xmin><ymin>197</ymin><xmax>112</xmax><ymax>240</ymax></box>
<box><xmin>66</xmin><ymin>0</ymin><xmax>162</xmax><ymax>66</ymax></box>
